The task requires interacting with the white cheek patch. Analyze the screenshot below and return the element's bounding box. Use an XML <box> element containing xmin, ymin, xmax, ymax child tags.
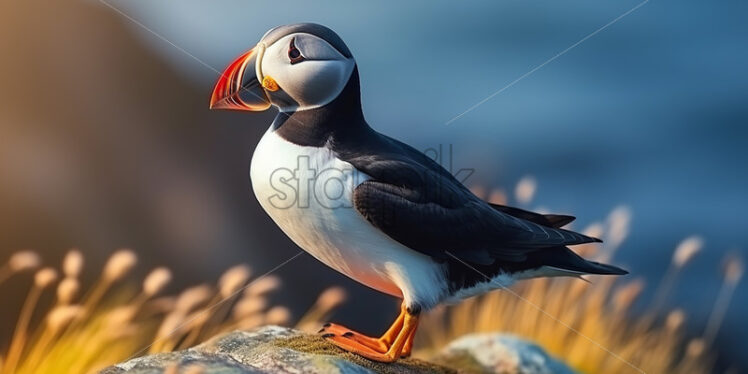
<box><xmin>282</xmin><ymin>60</ymin><xmax>354</xmax><ymax>109</ymax></box>
<box><xmin>259</xmin><ymin>33</ymin><xmax>355</xmax><ymax>112</ymax></box>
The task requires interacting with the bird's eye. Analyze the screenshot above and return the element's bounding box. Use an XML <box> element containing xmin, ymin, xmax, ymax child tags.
<box><xmin>288</xmin><ymin>37</ymin><xmax>304</xmax><ymax>64</ymax></box>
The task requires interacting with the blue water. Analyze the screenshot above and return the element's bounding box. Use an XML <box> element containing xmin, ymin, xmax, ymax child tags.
<box><xmin>115</xmin><ymin>0</ymin><xmax>748</xmax><ymax>364</ymax></box>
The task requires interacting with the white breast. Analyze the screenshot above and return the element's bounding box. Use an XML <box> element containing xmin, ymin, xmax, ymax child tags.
<box><xmin>249</xmin><ymin>128</ymin><xmax>447</xmax><ymax>309</ymax></box>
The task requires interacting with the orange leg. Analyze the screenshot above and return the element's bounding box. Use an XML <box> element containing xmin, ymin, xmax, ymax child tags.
<box><xmin>322</xmin><ymin>304</ymin><xmax>420</xmax><ymax>362</ymax></box>
<box><xmin>400</xmin><ymin>320</ymin><xmax>418</xmax><ymax>358</ymax></box>
<box><xmin>319</xmin><ymin>304</ymin><xmax>405</xmax><ymax>352</ymax></box>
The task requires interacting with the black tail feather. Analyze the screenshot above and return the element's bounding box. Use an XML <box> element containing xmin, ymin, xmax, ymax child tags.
<box><xmin>532</xmin><ymin>246</ymin><xmax>628</xmax><ymax>275</ymax></box>
<box><xmin>487</xmin><ymin>203</ymin><xmax>576</xmax><ymax>228</ymax></box>
<box><xmin>543</xmin><ymin>214</ymin><xmax>576</xmax><ymax>228</ymax></box>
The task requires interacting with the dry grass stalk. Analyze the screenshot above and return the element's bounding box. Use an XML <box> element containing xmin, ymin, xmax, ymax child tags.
<box><xmin>103</xmin><ymin>249</ymin><xmax>137</xmax><ymax>282</ymax></box>
<box><xmin>665</xmin><ymin>309</ymin><xmax>685</xmax><ymax>333</ymax></box>
<box><xmin>47</xmin><ymin>305</ymin><xmax>84</xmax><ymax>333</ymax></box>
<box><xmin>62</xmin><ymin>249</ymin><xmax>84</xmax><ymax>278</ymax></box>
<box><xmin>722</xmin><ymin>254</ymin><xmax>744</xmax><ymax>285</ymax></box>
<box><xmin>0</xmin><ymin>250</ymin><xmax>41</xmax><ymax>286</ymax></box>
<box><xmin>296</xmin><ymin>286</ymin><xmax>346</xmax><ymax>332</ymax></box>
<box><xmin>78</xmin><ymin>249</ymin><xmax>139</xmax><ymax>323</ymax></box>
<box><xmin>0</xmin><ymin>250</ymin><xmax>344</xmax><ymax>374</ymax></box>
<box><xmin>266</xmin><ymin>306</ymin><xmax>292</xmax><ymax>325</ymax></box>
<box><xmin>514</xmin><ymin>176</ymin><xmax>537</xmax><ymax>205</ymax></box>
<box><xmin>9</xmin><ymin>251</ymin><xmax>42</xmax><ymax>272</ymax></box>
<box><xmin>218</xmin><ymin>265</ymin><xmax>251</xmax><ymax>298</ymax></box>
<box><xmin>233</xmin><ymin>297</ymin><xmax>267</xmax><ymax>320</ymax></box>
<box><xmin>701</xmin><ymin>254</ymin><xmax>744</xmax><ymax>346</ymax></box>
<box><xmin>650</xmin><ymin>237</ymin><xmax>705</xmax><ymax>317</ymax></box>
<box><xmin>244</xmin><ymin>275</ymin><xmax>281</xmax><ymax>298</ymax></box>
<box><xmin>56</xmin><ymin>278</ymin><xmax>80</xmax><ymax>305</ymax></box>
<box><xmin>602</xmin><ymin>206</ymin><xmax>631</xmax><ymax>258</ymax></box>
<box><xmin>673</xmin><ymin>236</ymin><xmax>704</xmax><ymax>268</ymax></box>
<box><xmin>3</xmin><ymin>267</ymin><xmax>58</xmax><ymax>374</ymax></box>
<box><xmin>142</xmin><ymin>267</ymin><xmax>172</xmax><ymax>298</ymax></box>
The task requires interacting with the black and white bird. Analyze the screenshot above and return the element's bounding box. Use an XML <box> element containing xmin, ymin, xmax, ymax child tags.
<box><xmin>210</xmin><ymin>23</ymin><xmax>627</xmax><ymax>362</ymax></box>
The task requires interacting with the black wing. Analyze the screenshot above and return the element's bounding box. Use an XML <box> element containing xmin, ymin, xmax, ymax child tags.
<box><xmin>339</xmin><ymin>132</ymin><xmax>599</xmax><ymax>266</ymax></box>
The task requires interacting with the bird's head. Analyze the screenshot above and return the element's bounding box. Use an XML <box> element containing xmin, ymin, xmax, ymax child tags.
<box><xmin>210</xmin><ymin>23</ymin><xmax>355</xmax><ymax>113</ymax></box>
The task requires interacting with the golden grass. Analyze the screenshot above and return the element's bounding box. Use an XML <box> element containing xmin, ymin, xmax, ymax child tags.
<box><xmin>411</xmin><ymin>181</ymin><xmax>744</xmax><ymax>374</ymax></box>
<box><xmin>0</xmin><ymin>249</ymin><xmax>345</xmax><ymax>374</ymax></box>
<box><xmin>415</xmin><ymin>274</ymin><xmax>712</xmax><ymax>373</ymax></box>
<box><xmin>0</xmin><ymin>178</ymin><xmax>743</xmax><ymax>374</ymax></box>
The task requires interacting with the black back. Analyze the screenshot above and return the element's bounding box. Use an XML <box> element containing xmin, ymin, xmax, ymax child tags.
<box><xmin>269</xmin><ymin>63</ymin><xmax>623</xmax><ymax>293</ymax></box>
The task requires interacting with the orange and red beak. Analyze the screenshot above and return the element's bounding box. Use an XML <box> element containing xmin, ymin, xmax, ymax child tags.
<box><xmin>209</xmin><ymin>47</ymin><xmax>271</xmax><ymax>111</ymax></box>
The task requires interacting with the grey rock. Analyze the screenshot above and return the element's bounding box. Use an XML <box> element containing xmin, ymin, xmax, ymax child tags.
<box><xmin>437</xmin><ymin>333</ymin><xmax>577</xmax><ymax>374</ymax></box>
<box><xmin>101</xmin><ymin>326</ymin><xmax>451</xmax><ymax>374</ymax></box>
<box><xmin>102</xmin><ymin>326</ymin><xmax>575</xmax><ymax>374</ymax></box>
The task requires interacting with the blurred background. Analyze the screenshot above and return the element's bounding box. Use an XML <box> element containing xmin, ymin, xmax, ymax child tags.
<box><xmin>1</xmin><ymin>0</ymin><xmax>746</xmax><ymax>371</ymax></box>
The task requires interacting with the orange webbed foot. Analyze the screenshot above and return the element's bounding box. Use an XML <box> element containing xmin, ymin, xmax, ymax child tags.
<box><xmin>318</xmin><ymin>323</ymin><xmax>389</xmax><ymax>352</ymax></box>
<box><xmin>322</xmin><ymin>332</ymin><xmax>402</xmax><ymax>362</ymax></box>
<box><xmin>320</xmin><ymin>303</ymin><xmax>420</xmax><ymax>363</ymax></box>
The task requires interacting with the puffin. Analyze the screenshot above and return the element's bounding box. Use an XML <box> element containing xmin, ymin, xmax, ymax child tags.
<box><xmin>209</xmin><ymin>23</ymin><xmax>627</xmax><ymax>362</ymax></box>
